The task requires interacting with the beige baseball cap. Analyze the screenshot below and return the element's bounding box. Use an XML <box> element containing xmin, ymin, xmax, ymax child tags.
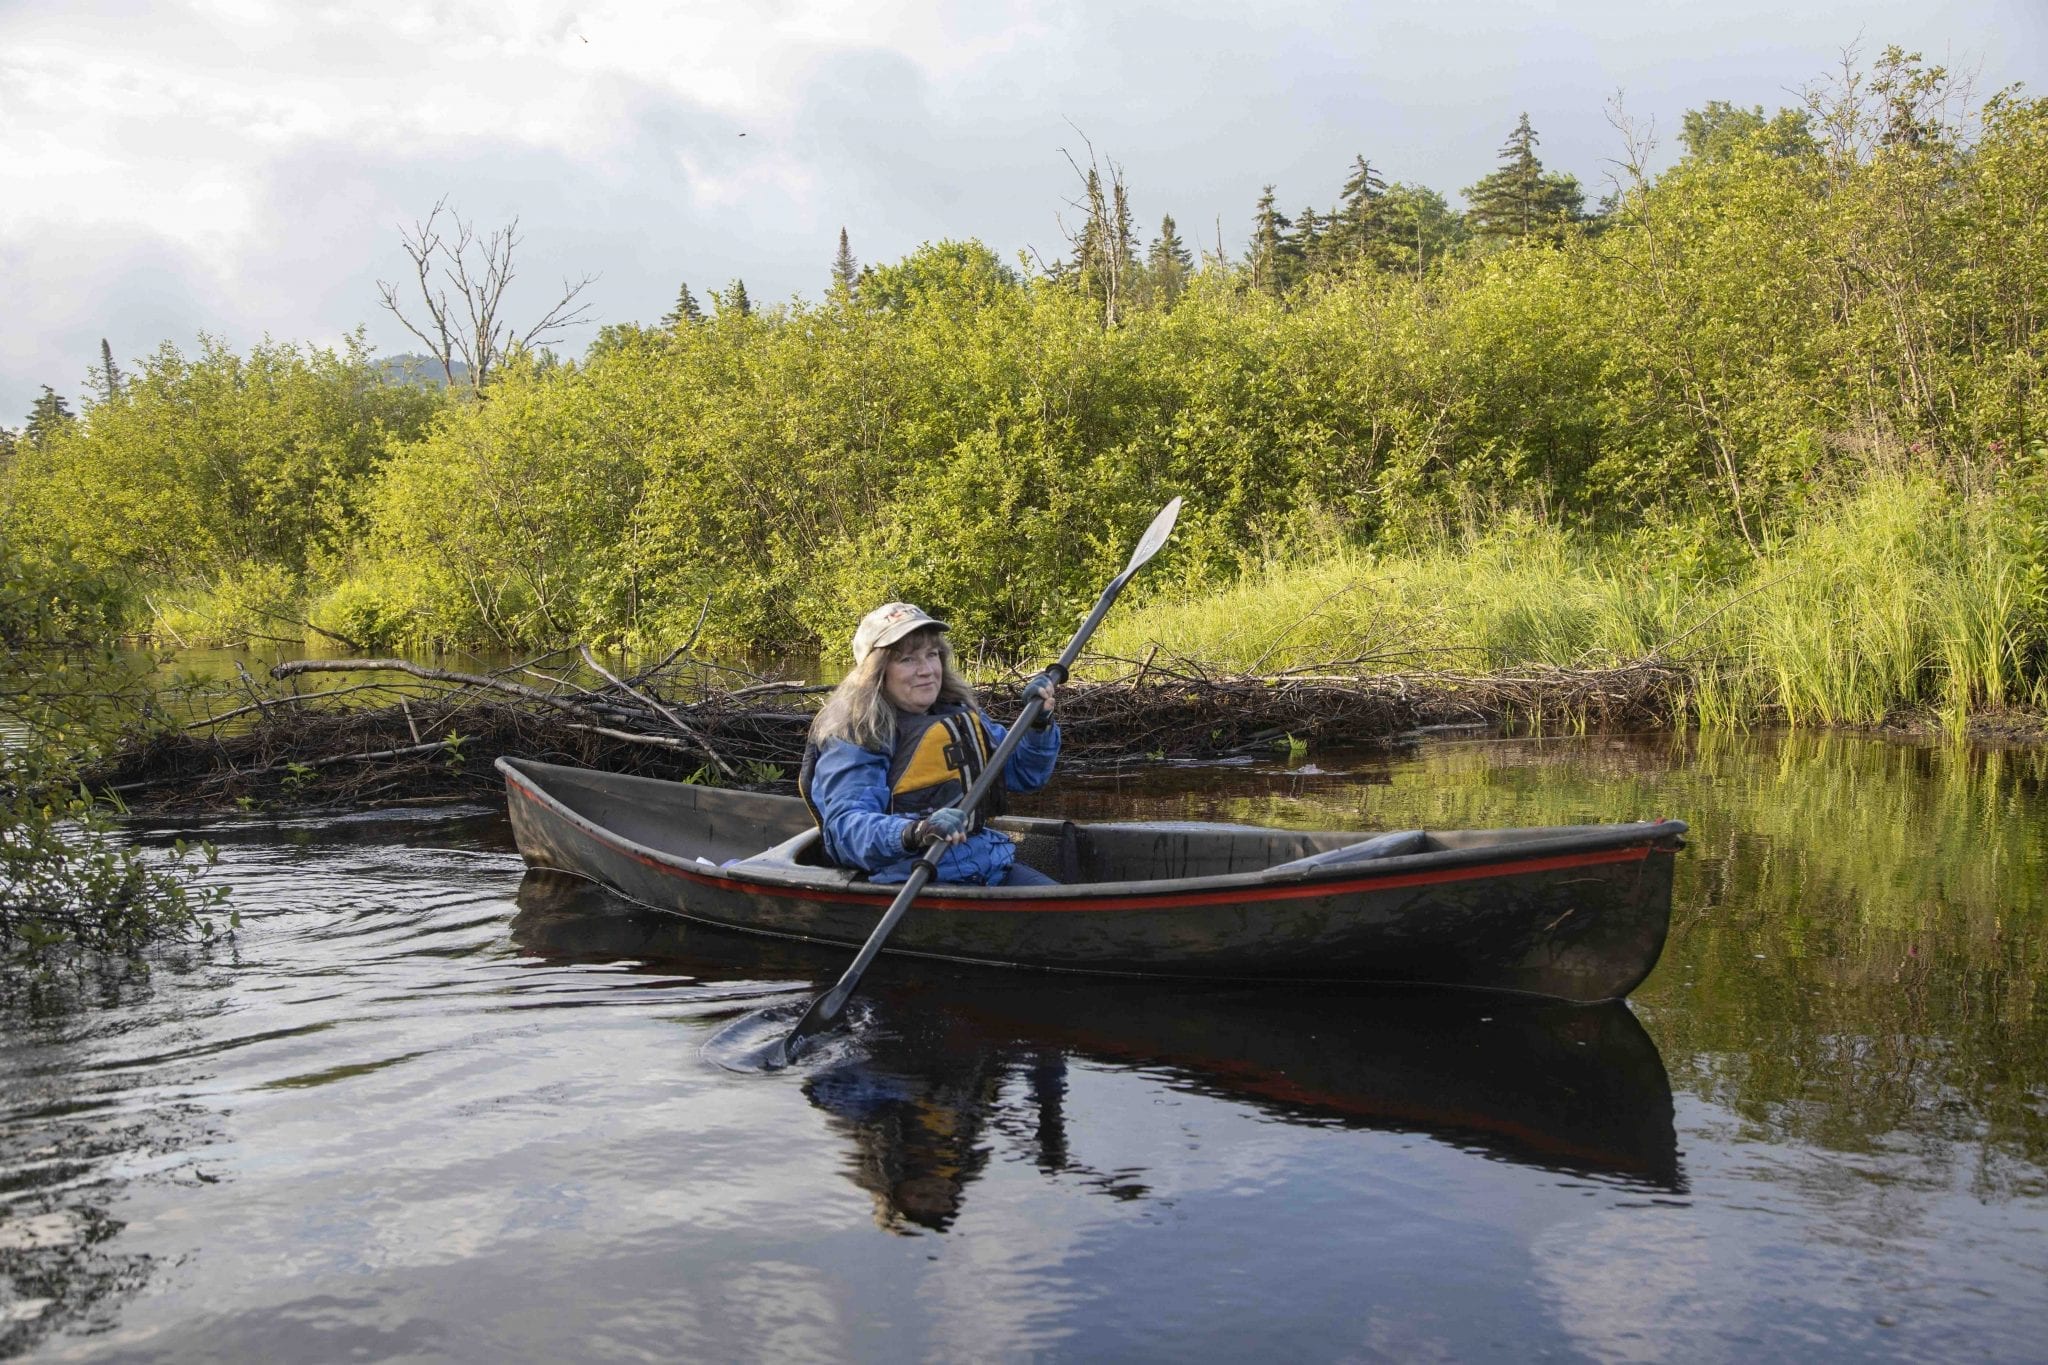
<box><xmin>851</xmin><ymin>602</ymin><xmax>950</xmax><ymax>666</ymax></box>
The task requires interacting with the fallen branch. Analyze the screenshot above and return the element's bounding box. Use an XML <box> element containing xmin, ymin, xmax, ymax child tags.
<box><xmin>578</xmin><ymin>643</ymin><xmax>735</xmax><ymax>778</ymax></box>
<box><xmin>109</xmin><ymin>739</ymin><xmax>458</xmax><ymax>792</ymax></box>
<box><xmin>272</xmin><ymin>657</ymin><xmax>624</xmax><ymax>719</ymax></box>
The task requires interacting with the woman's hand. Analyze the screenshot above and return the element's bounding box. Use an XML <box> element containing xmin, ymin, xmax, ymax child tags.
<box><xmin>1021</xmin><ymin>670</ymin><xmax>1058</xmax><ymax>724</ymax></box>
<box><xmin>904</xmin><ymin>806</ymin><xmax>970</xmax><ymax>850</ymax></box>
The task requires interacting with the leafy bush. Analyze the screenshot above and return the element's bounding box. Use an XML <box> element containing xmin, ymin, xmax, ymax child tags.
<box><xmin>1</xmin><ymin>737</ymin><xmax>228</xmax><ymax>971</ymax></box>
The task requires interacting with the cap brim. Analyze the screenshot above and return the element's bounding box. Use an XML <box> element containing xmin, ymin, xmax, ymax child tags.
<box><xmin>870</xmin><ymin>616</ymin><xmax>950</xmax><ymax>653</ymax></box>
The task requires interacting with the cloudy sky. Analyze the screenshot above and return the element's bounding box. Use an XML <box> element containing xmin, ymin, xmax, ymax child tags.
<box><xmin>3</xmin><ymin>0</ymin><xmax>2042</xmax><ymax>422</ymax></box>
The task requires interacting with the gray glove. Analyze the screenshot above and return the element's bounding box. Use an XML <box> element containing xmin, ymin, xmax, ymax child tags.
<box><xmin>1020</xmin><ymin>670</ymin><xmax>1058</xmax><ymax>728</ymax></box>
<box><xmin>903</xmin><ymin>806</ymin><xmax>969</xmax><ymax>850</ymax></box>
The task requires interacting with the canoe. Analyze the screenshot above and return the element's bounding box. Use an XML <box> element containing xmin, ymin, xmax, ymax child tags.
<box><xmin>496</xmin><ymin>756</ymin><xmax>1687</xmax><ymax>1003</ymax></box>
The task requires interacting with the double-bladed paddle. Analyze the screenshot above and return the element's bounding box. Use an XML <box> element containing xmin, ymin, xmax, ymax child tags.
<box><xmin>777</xmin><ymin>496</ymin><xmax>1183</xmax><ymax>1065</ymax></box>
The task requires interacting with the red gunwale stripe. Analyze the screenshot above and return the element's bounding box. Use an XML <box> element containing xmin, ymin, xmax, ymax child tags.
<box><xmin>507</xmin><ymin>773</ymin><xmax>1655</xmax><ymax>915</ymax></box>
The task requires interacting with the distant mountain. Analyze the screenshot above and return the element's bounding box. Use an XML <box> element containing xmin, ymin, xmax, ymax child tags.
<box><xmin>376</xmin><ymin>354</ymin><xmax>471</xmax><ymax>390</ymax></box>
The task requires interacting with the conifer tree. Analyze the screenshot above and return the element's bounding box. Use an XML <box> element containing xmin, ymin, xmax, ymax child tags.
<box><xmin>98</xmin><ymin>338</ymin><xmax>123</xmax><ymax>400</ymax></box>
<box><xmin>24</xmin><ymin>386</ymin><xmax>73</xmax><ymax>446</ymax></box>
<box><xmin>716</xmin><ymin>280</ymin><xmax>752</xmax><ymax>319</ymax></box>
<box><xmin>1071</xmin><ymin>167</ymin><xmax>1107</xmax><ymax>280</ymax></box>
<box><xmin>832</xmin><ymin>227</ymin><xmax>859</xmax><ymax>292</ymax></box>
<box><xmin>1247</xmin><ymin>186</ymin><xmax>1291</xmax><ymax>297</ymax></box>
<box><xmin>1288</xmin><ymin>205</ymin><xmax>1321</xmax><ymax>286</ymax></box>
<box><xmin>1145</xmin><ymin>214</ymin><xmax>1194</xmax><ymax>307</ymax></box>
<box><xmin>663</xmin><ymin>282</ymin><xmax>704</xmax><ymax>328</ymax></box>
<box><xmin>1334</xmin><ymin>155</ymin><xmax>1388</xmax><ymax>266</ymax></box>
<box><xmin>1463</xmin><ymin>113</ymin><xmax>1583</xmax><ymax>244</ymax></box>
<box><xmin>1110</xmin><ymin>183</ymin><xmax>1138</xmax><ymax>279</ymax></box>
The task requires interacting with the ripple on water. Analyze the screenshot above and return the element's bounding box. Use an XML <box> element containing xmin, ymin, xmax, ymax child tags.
<box><xmin>8</xmin><ymin>736</ymin><xmax>2048</xmax><ymax>1360</ymax></box>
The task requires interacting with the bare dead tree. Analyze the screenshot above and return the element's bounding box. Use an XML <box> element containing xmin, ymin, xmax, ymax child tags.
<box><xmin>1057</xmin><ymin>129</ymin><xmax>1135</xmax><ymax>328</ymax></box>
<box><xmin>376</xmin><ymin>198</ymin><xmax>598</xmax><ymax>397</ymax></box>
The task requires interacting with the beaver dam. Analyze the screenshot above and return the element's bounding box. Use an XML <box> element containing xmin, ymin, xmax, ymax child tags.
<box><xmin>87</xmin><ymin>647</ymin><xmax>1693</xmax><ymax>813</ymax></box>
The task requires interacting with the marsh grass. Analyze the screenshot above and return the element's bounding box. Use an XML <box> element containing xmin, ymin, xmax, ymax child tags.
<box><xmin>1098</xmin><ymin>475</ymin><xmax>2048</xmax><ymax>732</ymax></box>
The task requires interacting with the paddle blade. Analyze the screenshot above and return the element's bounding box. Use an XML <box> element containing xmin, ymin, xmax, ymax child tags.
<box><xmin>1124</xmin><ymin>497</ymin><xmax>1182</xmax><ymax>573</ymax></box>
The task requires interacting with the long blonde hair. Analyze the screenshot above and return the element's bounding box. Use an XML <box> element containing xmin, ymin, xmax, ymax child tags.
<box><xmin>810</xmin><ymin>625</ymin><xmax>979</xmax><ymax>751</ymax></box>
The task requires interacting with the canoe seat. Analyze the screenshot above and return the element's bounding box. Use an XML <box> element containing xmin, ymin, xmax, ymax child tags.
<box><xmin>724</xmin><ymin>828</ymin><xmax>858</xmax><ymax>885</ymax></box>
<box><xmin>1263</xmin><ymin>829</ymin><xmax>1429</xmax><ymax>876</ymax></box>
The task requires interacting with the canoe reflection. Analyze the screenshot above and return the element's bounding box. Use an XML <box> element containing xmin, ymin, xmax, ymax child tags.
<box><xmin>511</xmin><ymin>872</ymin><xmax>1683</xmax><ymax>1229</ymax></box>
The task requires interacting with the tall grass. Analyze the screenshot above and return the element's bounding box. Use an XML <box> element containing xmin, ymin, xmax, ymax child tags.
<box><xmin>1099</xmin><ymin>515</ymin><xmax>1660</xmax><ymax>676</ymax></box>
<box><xmin>1096</xmin><ymin>475</ymin><xmax>2048</xmax><ymax>731</ymax></box>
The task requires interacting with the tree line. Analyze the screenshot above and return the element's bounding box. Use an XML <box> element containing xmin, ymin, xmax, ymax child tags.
<box><xmin>3</xmin><ymin>48</ymin><xmax>2043</xmax><ymax>667</ymax></box>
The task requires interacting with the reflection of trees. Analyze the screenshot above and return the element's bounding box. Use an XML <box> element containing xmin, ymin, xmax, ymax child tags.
<box><xmin>1060</xmin><ymin>733</ymin><xmax>2048</xmax><ymax>1186</ymax></box>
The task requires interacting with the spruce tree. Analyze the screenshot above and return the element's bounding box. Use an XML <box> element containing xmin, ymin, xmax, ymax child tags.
<box><xmin>1072</xmin><ymin>168</ymin><xmax>1108</xmax><ymax>280</ymax></box>
<box><xmin>1288</xmin><ymin>205</ymin><xmax>1321</xmax><ymax>285</ymax></box>
<box><xmin>98</xmin><ymin>338</ymin><xmax>123</xmax><ymax>400</ymax></box>
<box><xmin>1335</xmin><ymin>155</ymin><xmax>1388</xmax><ymax>265</ymax></box>
<box><xmin>1463</xmin><ymin>113</ymin><xmax>1583</xmax><ymax>244</ymax></box>
<box><xmin>1146</xmin><ymin>215</ymin><xmax>1194</xmax><ymax>307</ymax></box>
<box><xmin>24</xmin><ymin>386</ymin><xmax>73</xmax><ymax>446</ymax></box>
<box><xmin>832</xmin><ymin>228</ymin><xmax>859</xmax><ymax>292</ymax></box>
<box><xmin>1247</xmin><ymin>186</ymin><xmax>1291</xmax><ymax>297</ymax></box>
<box><xmin>1106</xmin><ymin>180</ymin><xmax>1139</xmax><ymax>324</ymax></box>
<box><xmin>662</xmin><ymin>282</ymin><xmax>704</xmax><ymax>328</ymax></box>
<box><xmin>716</xmin><ymin>280</ymin><xmax>752</xmax><ymax>319</ymax></box>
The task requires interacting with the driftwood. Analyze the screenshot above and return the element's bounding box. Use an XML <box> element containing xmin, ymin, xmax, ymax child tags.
<box><xmin>85</xmin><ymin>646</ymin><xmax>1692</xmax><ymax>813</ymax></box>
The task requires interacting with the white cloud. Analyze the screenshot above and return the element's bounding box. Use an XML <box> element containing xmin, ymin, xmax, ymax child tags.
<box><xmin>2</xmin><ymin>0</ymin><xmax>2042</xmax><ymax>417</ymax></box>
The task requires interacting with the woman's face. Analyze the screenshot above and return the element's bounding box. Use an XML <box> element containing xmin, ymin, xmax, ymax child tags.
<box><xmin>882</xmin><ymin>633</ymin><xmax>945</xmax><ymax>713</ymax></box>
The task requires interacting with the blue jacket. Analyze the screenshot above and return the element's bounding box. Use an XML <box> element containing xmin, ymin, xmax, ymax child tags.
<box><xmin>808</xmin><ymin>712</ymin><xmax>1060</xmax><ymax>884</ymax></box>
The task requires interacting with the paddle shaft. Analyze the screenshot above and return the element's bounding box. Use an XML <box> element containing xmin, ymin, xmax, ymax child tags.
<box><xmin>779</xmin><ymin>502</ymin><xmax>1178</xmax><ymax>1062</ymax></box>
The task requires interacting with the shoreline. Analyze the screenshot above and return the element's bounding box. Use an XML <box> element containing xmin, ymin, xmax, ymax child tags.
<box><xmin>84</xmin><ymin>656</ymin><xmax>2048</xmax><ymax>817</ymax></box>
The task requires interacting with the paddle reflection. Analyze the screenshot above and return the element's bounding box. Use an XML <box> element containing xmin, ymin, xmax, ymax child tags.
<box><xmin>511</xmin><ymin>872</ymin><xmax>1683</xmax><ymax>1229</ymax></box>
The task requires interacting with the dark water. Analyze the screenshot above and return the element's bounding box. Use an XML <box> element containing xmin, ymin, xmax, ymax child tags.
<box><xmin>4</xmin><ymin>733</ymin><xmax>2045</xmax><ymax>1361</ymax></box>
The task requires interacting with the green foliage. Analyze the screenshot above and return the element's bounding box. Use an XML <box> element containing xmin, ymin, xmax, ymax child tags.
<box><xmin>1</xmin><ymin>738</ymin><xmax>227</xmax><ymax>971</ymax></box>
<box><xmin>0</xmin><ymin>521</ymin><xmax>128</xmax><ymax>647</ymax></box>
<box><xmin>1246</xmin><ymin>186</ymin><xmax>1292</xmax><ymax>296</ymax></box>
<box><xmin>8</xmin><ymin>50</ymin><xmax>2046</xmax><ymax>719</ymax></box>
<box><xmin>323</xmin><ymin>56</ymin><xmax>2048</xmax><ymax>680</ymax></box>
<box><xmin>1679</xmin><ymin>100</ymin><xmax>1816</xmax><ymax>163</ymax></box>
<box><xmin>717</xmin><ymin>280</ymin><xmax>753</xmax><ymax>319</ymax></box>
<box><xmin>1377</xmin><ymin>183</ymin><xmax>1467</xmax><ymax>276</ymax></box>
<box><xmin>3</xmin><ymin>546</ymin><xmax>228</xmax><ymax>968</ymax></box>
<box><xmin>1</xmin><ymin>333</ymin><xmax>442</xmax><ymax>640</ymax></box>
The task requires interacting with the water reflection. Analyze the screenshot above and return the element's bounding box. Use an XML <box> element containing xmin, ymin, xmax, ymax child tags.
<box><xmin>8</xmin><ymin>731</ymin><xmax>2046</xmax><ymax>1360</ymax></box>
<box><xmin>1035</xmin><ymin>731</ymin><xmax>2048</xmax><ymax>1185</ymax></box>
<box><xmin>511</xmin><ymin>871</ymin><xmax>1684</xmax><ymax>1230</ymax></box>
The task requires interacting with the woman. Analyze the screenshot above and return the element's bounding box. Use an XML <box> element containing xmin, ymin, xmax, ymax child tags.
<box><xmin>798</xmin><ymin>602</ymin><xmax>1061</xmax><ymax>886</ymax></box>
